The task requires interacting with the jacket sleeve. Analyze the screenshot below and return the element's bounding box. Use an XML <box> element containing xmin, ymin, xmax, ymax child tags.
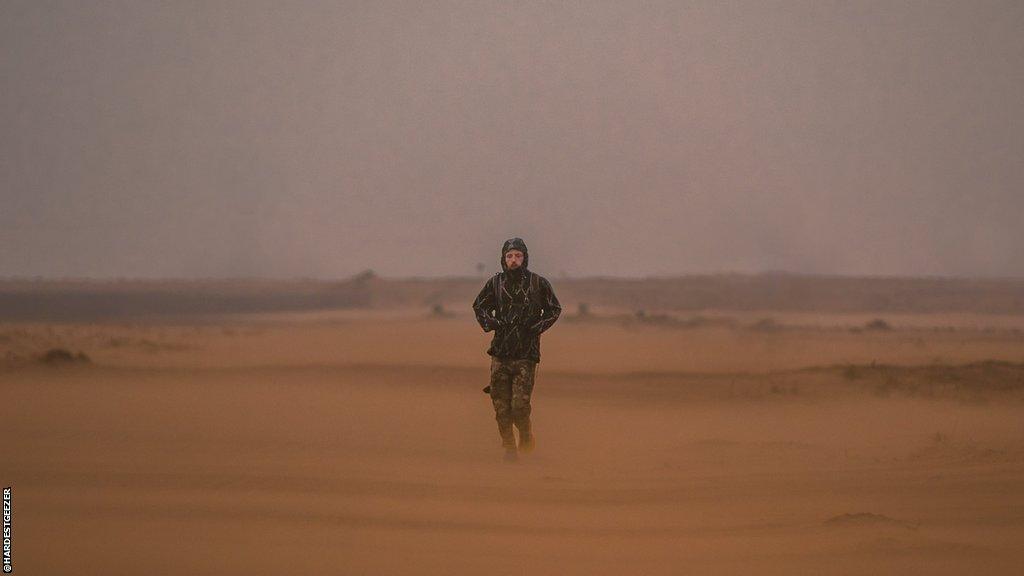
<box><xmin>472</xmin><ymin>277</ymin><xmax>501</xmax><ymax>332</ymax></box>
<box><xmin>529</xmin><ymin>277</ymin><xmax>562</xmax><ymax>336</ymax></box>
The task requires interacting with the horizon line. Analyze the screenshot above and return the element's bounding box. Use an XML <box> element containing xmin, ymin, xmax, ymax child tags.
<box><xmin>2</xmin><ymin>270</ymin><xmax>1024</xmax><ymax>283</ymax></box>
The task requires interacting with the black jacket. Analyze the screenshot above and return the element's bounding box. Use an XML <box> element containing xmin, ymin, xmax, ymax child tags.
<box><xmin>472</xmin><ymin>238</ymin><xmax>561</xmax><ymax>363</ymax></box>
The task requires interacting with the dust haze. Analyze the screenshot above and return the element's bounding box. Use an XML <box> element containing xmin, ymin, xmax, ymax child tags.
<box><xmin>4</xmin><ymin>2</ymin><xmax>1024</xmax><ymax>574</ymax></box>
<box><xmin>3</xmin><ymin>0</ymin><xmax>1023</xmax><ymax>278</ymax></box>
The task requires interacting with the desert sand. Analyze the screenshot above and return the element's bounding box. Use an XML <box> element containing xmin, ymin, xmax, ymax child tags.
<box><xmin>3</xmin><ymin>307</ymin><xmax>1024</xmax><ymax>574</ymax></box>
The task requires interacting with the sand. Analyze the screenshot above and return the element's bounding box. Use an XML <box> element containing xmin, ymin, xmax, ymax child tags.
<box><xmin>3</xmin><ymin>310</ymin><xmax>1024</xmax><ymax>574</ymax></box>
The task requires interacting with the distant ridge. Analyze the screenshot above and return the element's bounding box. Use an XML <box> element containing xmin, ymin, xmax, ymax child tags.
<box><xmin>2</xmin><ymin>272</ymin><xmax>1023</xmax><ymax>321</ymax></box>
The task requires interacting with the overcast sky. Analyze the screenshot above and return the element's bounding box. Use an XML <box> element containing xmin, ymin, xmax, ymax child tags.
<box><xmin>2</xmin><ymin>1</ymin><xmax>1022</xmax><ymax>279</ymax></box>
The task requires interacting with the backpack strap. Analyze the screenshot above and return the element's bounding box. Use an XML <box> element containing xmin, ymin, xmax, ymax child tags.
<box><xmin>527</xmin><ymin>271</ymin><xmax>544</xmax><ymax>318</ymax></box>
<box><xmin>493</xmin><ymin>272</ymin><xmax>502</xmax><ymax>310</ymax></box>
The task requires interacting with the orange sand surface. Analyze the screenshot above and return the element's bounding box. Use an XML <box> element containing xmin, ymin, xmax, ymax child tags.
<box><xmin>3</xmin><ymin>310</ymin><xmax>1024</xmax><ymax>574</ymax></box>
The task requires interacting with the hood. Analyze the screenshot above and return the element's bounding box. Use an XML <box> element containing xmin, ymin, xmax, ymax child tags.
<box><xmin>500</xmin><ymin>237</ymin><xmax>529</xmax><ymax>273</ymax></box>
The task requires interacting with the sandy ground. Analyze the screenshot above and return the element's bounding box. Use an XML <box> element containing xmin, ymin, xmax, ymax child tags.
<box><xmin>3</xmin><ymin>310</ymin><xmax>1024</xmax><ymax>574</ymax></box>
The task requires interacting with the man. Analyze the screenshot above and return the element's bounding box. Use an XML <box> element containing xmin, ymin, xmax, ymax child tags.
<box><xmin>472</xmin><ymin>238</ymin><xmax>562</xmax><ymax>461</ymax></box>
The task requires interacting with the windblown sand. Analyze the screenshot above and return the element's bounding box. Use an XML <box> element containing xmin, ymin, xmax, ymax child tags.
<box><xmin>3</xmin><ymin>311</ymin><xmax>1024</xmax><ymax>574</ymax></box>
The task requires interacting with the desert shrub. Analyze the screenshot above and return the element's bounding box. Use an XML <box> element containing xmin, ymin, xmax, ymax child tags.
<box><xmin>38</xmin><ymin>348</ymin><xmax>91</xmax><ymax>366</ymax></box>
<box><xmin>865</xmin><ymin>318</ymin><xmax>892</xmax><ymax>331</ymax></box>
<box><xmin>430</xmin><ymin>303</ymin><xmax>454</xmax><ymax>318</ymax></box>
<box><xmin>750</xmin><ymin>318</ymin><xmax>782</xmax><ymax>332</ymax></box>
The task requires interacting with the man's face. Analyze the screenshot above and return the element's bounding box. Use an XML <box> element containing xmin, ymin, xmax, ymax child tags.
<box><xmin>504</xmin><ymin>249</ymin><xmax>524</xmax><ymax>270</ymax></box>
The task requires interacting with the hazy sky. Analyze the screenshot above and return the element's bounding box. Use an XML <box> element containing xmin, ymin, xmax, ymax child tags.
<box><xmin>3</xmin><ymin>1</ymin><xmax>1022</xmax><ymax>279</ymax></box>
